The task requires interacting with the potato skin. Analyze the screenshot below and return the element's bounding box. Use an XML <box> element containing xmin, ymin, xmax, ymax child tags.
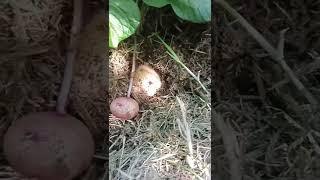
<box><xmin>110</xmin><ymin>97</ymin><xmax>139</xmax><ymax>120</ymax></box>
<box><xmin>133</xmin><ymin>65</ymin><xmax>161</xmax><ymax>97</ymax></box>
<box><xmin>3</xmin><ymin>111</ymin><xmax>94</xmax><ymax>180</ymax></box>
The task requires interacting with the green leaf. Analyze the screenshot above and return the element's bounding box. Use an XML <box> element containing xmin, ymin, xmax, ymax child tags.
<box><xmin>142</xmin><ymin>0</ymin><xmax>170</xmax><ymax>8</ymax></box>
<box><xmin>109</xmin><ymin>0</ymin><xmax>141</xmax><ymax>48</ymax></box>
<box><xmin>143</xmin><ymin>0</ymin><xmax>211</xmax><ymax>23</ymax></box>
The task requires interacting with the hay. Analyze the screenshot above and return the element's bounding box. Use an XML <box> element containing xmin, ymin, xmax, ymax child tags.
<box><xmin>8</xmin><ymin>0</ymin><xmax>65</xmax><ymax>44</ymax></box>
<box><xmin>0</xmin><ymin>1</ymin><xmax>106</xmax><ymax>179</ymax></box>
<box><xmin>0</xmin><ymin>0</ymin><xmax>68</xmax><ymax>178</ymax></box>
<box><xmin>71</xmin><ymin>10</ymin><xmax>107</xmax><ymax>136</ymax></box>
<box><xmin>0</xmin><ymin>0</ymin><xmax>68</xmax><ymax>139</ymax></box>
<box><xmin>214</xmin><ymin>0</ymin><xmax>320</xmax><ymax>179</ymax></box>
<box><xmin>108</xmin><ymin>25</ymin><xmax>211</xmax><ymax>179</ymax></box>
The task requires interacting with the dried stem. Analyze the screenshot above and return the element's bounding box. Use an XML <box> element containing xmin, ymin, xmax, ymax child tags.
<box><xmin>213</xmin><ymin>110</ymin><xmax>242</xmax><ymax>180</ymax></box>
<box><xmin>56</xmin><ymin>0</ymin><xmax>83</xmax><ymax>114</ymax></box>
<box><xmin>127</xmin><ymin>37</ymin><xmax>137</xmax><ymax>98</ymax></box>
<box><xmin>215</xmin><ymin>0</ymin><xmax>319</xmax><ymax>106</ymax></box>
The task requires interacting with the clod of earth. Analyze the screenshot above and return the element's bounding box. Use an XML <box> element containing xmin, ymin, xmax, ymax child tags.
<box><xmin>3</xmin><ymin>112</ymin><xmax>95</xmax><ymax>180</ymax></box>
<box><xmin>110</xmin><ymin>97</ymin><xmax>139</xmax><ymax>120</ymax></box>
<box><xmin>133</xmin><ymin>65</ymin><xmax>161</xmax><ymax>96</ymax></box>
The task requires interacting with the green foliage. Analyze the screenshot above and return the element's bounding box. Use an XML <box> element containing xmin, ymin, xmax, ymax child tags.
<box><xmin>109</xmin><ymin>0</ymin><xmax>140</xmax><ymax>48</ymax></box>
<box><xmin>109</xmin><ymin>0</ymin><xmax>211</xmax><ymax>48</ymax></box>
<box><xmin>143</xmin><ymin>0</ymin><xmax>211</xmax><ymax>23</ymax></box>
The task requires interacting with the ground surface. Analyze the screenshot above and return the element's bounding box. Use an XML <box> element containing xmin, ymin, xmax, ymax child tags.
<box><xmin>0</xmin><ymin>0</ymin><xmax>107</xmax><ymax>179</ymax></box>
<box><xmin>3</xmin><ymin>0</ymin><xmax>319</xmax><ymax>180</ymax></box>
<box><xmin>214</xmin><ymin>0</ymin><xmax>320</xmax><ymax>179</ymax></box>
<box><xmin>0</xmin><ymin>1</ymin><xmax>211</xmax><ymax>180</ymax></box>
<box><xmin>108</xmin><ymin>4</ymin><xmax>211</xmax><ymax>180</ymax></box>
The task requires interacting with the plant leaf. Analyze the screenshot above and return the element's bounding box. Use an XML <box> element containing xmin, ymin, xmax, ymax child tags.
<box><xmin>109</xmin><ymin>0</ymin><xmax>141</xmax><ymax>48</ymax></box>
<box><xmin>143</xmin><ymin>0</ymin><xmax>211</xmax><ymax>23</ymax></box>
<box><xmin>142</xmin><ymin>0</ymin><xmax>170</xmax><ymax>8</ymax></box>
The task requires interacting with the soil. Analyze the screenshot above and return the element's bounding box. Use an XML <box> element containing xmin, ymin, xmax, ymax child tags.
<box><xmin>214</xmin><ymin>0</ymin><xmax>320</xmax><ymax>179</ymax></box>
<box><xmin>0</xmin><ymin>1</ymin><xmax>211</xmax><ymax>179</ymax></box>
<box><xmin>0</xmin><ymin>0</ymin><xmax>106</xmax><ymax>179</ymax></box>
<box><xmin>108</xmin><ymin>4</ymin><xmax>211</xmax><ymax>180</ymax></box>
<box><xmin>3</xmin><ymin>0</ymin><xmax>319</xmax><ymax>179</ymax></box>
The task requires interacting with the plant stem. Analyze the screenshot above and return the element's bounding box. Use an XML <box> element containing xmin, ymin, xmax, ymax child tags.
<box><xmin>127</xmin><ymin>37</ymin><xmax>137</xmax><ymax>98</ymax></box>
<box><xmin>213</xmin><ymin>110</ymin><xmax>242</xmax><ymax>180</ymax></box>
<box><xmin>156</xmin><ymin>35</ymin><xmax>210</xmax><ymax>95</ymax></box>
<box><xmin>56</xmin><ymin>0</ymin><xmax>83</xmax><ymax>114</ymax></box>
<box><xmin>215</xmin><ymin>0</ymin><xmax>318</xmax><ymax>106</ymax></box>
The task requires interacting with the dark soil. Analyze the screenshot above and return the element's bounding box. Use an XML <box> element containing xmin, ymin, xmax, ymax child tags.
<box><xmin>214</xmin><ymin>0</ymin><xmax>320</xmax><ymax>179</ymax></box>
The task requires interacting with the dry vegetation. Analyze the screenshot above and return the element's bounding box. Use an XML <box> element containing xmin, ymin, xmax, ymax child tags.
<box><xmin>0</xmin><ymin>0</ymin><xmax>211</xmax><ymax>180</ymax></box>
<box><xmin>108</xmin><ymin>5</ymin><xmax>211</xmax><ymax>179</ymax></box>
<box><xmin>214</xmin><ymin>0</ymin><xmax>320</xmax><ymax>179</ymax></box>
<box><xmin>0</xmin><ymin>0</ymin><xmax>106</xmax><ymax>179</ymax></box>
<box><xmin>4</xmin><ymin>0</ymin><xmax>319</xmax><ymax>179</ymax></box>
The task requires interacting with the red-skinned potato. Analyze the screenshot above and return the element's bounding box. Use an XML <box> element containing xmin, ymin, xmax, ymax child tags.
<box><xmin>110</xmin><ymin>97</ymin><xmax>139</xmax><ymax>120</ymax></box>
<box><xmin>3</xmin><ymin>111</ymin><xmax>94</xmax><ymax>180</ymax></box>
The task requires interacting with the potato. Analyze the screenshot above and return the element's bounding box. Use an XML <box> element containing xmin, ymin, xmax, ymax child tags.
<box><xmin>133</xmin><ymin>65</ymin><xmax>161</xmax><ymax>97</ymax></box>
<box><xmin>110</xmin><ymin>97</ymin><xmax>139</xmax><ymax>120</ymax></box>
<box><xmin>3</xmin><ymin>112</ymin><xmax>94</xmax><ymax>180</ymax></box>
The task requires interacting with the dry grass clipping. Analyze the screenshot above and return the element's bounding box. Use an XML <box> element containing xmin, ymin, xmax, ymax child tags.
<box><xmin>214</xmin><ymin>0</ymin><xmax>320</xmax><ymax>179</ymax></box>
<box><xmin>0</xmin><ymin>1</ymin><xmax>106</xmax><ymax>179</ymax></box>
<box><xmin>108</xmin><ymin>31</ymin><xmax>211</xmax><ymax>179</ymax></box>
<box><xmin>108</xmin><ymin>94</ymin><xmax>211</xmax><ymax>179</ymax></box>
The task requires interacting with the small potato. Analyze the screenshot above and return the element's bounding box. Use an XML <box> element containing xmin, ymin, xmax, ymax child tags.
<box><xmin>3</xmin><ymin>112</ymin><xmax>94</xmax><ymax>180</ymax></box>
<box><xmin>110</xmin><ymin>97</ymin><xmax>139</xmax><ymax>120</ymax></box>
<box><xmin>133</xmin><ymin>65</ymin><xmax>161</xmax><ymax>97</ymax></box>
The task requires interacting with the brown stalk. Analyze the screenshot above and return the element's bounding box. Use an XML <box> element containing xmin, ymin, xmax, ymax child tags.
<box><xmin>127</xmin><ymin>37</ymin><xmax>137</xmax><ymax>98</ymax></box>
<box><xmin>213</xmin><ymin>110</ymin><xmax>242</xmax><ymax>180</ymax></box>
<box><xmin>56</xmin><ymin>0</ymin><xmax>83</xmax><ymax>114</ymax></box>
<box><xmin>214</xmin><ymin>0</ymin><xmax>319</xmax><ymax>106</ymax></box>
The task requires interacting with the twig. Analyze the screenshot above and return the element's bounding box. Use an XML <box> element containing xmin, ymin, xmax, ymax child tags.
<box><xmin>56</xmin><ymin>0</ymin><xmax>83</xmax><ymax>114</ymax></box>
<box><xmin>215</xmin><ymin>0</ymin><xmax>319</xmax><ymax>106</ymax></box>
<box><xmin>127</xmin><ymin>37</ymin><xmax>137</xmax><ymax>97</ymax></box>
<box><xmin>93</xmin><ymin>154</ymin><xmax>108</xmax><ymax>161</ymax></box>
<box><xmin>176</xmin><ymin>97</ymin><xmax>195</xmax><ymax>169</ymax></box>
<box><xmin>213</xmin><ymin>110</ymin><xmax>242</xmax><ymax>180</ymax></box>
